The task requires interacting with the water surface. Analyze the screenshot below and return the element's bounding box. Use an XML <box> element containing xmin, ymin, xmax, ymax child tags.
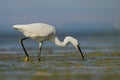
<box><xmin>0</xmin><ymin>35</ymin><xmax>120</xmax><ymax>80</ymax></box>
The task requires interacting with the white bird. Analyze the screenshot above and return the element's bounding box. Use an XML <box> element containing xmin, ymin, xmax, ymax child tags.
<box><xmin>13</xmin><ymin>23</ymin><xmax>84</xmax><ymax>62</ymax></box>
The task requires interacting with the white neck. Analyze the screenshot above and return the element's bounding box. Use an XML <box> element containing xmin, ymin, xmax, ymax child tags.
<box><xmin>53</xmin><ymin>36</ymin><xmax>77</xmax><ymax>47</ymax></box>
<box><xmin>54</xmin><ymin>37</ymin><xmax>67</xmax><ymax>47</ymax></box>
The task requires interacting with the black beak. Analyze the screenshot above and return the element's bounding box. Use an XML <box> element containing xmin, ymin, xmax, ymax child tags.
<box><xmin>77</xmin><ymin>45</ymin><xmax>85</xmax><ymax>59</ymax></box>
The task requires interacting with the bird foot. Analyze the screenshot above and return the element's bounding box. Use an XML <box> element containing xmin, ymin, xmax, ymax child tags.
<box><xmin>23</xmin><ymin>56</ymin><xmax>29</xmax><ymax>62</ymax></box>
<box><xmin>38</xmin><ymin>56</ymin><xmax>41</xmax><ymax>61</ymax></box>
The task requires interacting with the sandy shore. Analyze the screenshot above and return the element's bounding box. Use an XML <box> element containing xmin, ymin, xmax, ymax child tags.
<box><xmin>0</xmin><ymin>52</ymin><xmax>120</xmax><ymax>80</ymax></box>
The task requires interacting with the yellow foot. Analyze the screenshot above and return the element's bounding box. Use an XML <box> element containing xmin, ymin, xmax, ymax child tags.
<box><xmin>23</xmin><ymin>56</ymin><xmax>29</xmax><ymax>62</ymax></box>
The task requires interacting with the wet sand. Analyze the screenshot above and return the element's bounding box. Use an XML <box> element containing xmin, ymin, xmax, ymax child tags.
<box><xmin>0</xmin><ymin>52</ymin><xmax>120</xmax><ymax>80</ymax></box>
<box><xmin>0</xmin><ymin>35</ymin><xmax>120</xmax><ymax>80</ymax></box>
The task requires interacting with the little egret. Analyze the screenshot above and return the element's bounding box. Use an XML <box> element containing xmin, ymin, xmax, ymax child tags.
<box><xmin>13</xmin><ymin>23</ymin><xmax>84</xmax><ymax>62</ymax></box>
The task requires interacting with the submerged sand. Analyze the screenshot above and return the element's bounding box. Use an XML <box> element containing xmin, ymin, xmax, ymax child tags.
<box><xmin>0</xmin><ymin>52</ymin><xmax>120</xmax><ymax>80</ymax></box>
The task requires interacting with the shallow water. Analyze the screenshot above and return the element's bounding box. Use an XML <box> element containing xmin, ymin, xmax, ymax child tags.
<box><xmin>0</xmin><ymin>35</ymin><xmax>120</xmax><ymax>80</ymax></box>
<box><xmin>0</xmin><ymin>52</ymin><xmax>120</xmax><ymax>80</ymax></box>
<box><xmin>0</xmin><ymin>35</ymin><xmax>120</xmax><ymax>53</ymax></box>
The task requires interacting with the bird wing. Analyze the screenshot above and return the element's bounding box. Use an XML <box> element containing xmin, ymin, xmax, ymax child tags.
<box><xmin>22</xmin><ymin>23</ymin><xmax>55</xmax><ymax>37</ymax></box>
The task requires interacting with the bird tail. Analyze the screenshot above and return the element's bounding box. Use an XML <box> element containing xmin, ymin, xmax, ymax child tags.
<box><xmin>13</xmin><ymin>25</ymin><xmax>24</xmax><ymax>31</ymax></box>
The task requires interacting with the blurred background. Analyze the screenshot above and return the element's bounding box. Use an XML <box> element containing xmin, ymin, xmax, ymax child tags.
<box><xmin>0</xmin><ymin>0</ymin><xmax>120</xmax><ymax>36</ymax></box>
<box><xmin>0</xmin><ymin>0</ymin><xmax>120</xmax><ymax>53</ymax></box>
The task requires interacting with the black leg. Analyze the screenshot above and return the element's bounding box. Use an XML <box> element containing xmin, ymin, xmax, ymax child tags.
<box><xmin>20</xmin><ymin>37</ymin><xmax>29</xmax><ymax>62</ymax></box>
<box><xmin>38</xmin><ymin>42</ymin><xmax>43</xmax><ymax>61</ymax></box>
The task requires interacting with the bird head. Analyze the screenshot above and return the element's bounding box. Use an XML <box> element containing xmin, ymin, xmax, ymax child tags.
<box><xmin>65</xmin><ymin>36</ymin><xmax>85</xmax><ymax>59</ymax></box>
<box><xmin>66</xmin><ymin>36</ymin><xmax>85</xmax><ymax>59</ymax></box>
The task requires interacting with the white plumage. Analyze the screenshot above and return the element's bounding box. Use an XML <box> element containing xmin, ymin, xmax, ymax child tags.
<box><xmin>13</xmin><ymin>23</ymin><xmax>84</xmax><ymax>62</ymax></box>
<box><xmin>13</xmin><ymin>23</ymin><xmax>55</xmax><ymax>41</ymax></box>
